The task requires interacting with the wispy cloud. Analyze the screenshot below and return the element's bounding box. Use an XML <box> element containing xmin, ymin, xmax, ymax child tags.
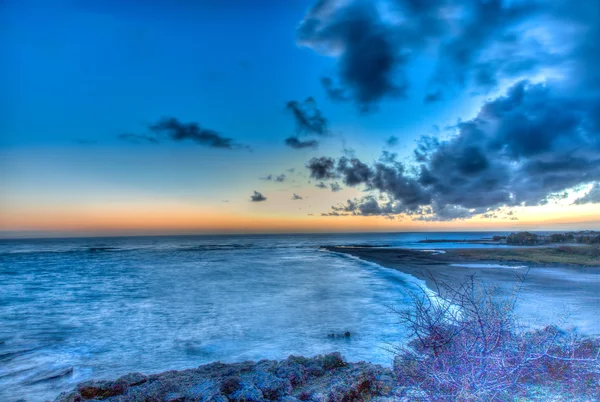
<box><xmin>119</xmin><ymin>117</ymin><xmax>247</xmax><ymax>149</ymax></box>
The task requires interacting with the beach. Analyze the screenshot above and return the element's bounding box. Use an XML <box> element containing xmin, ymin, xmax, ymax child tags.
<box><xmin>325</xmin><ymin>246</ymin><xmax>600</xmax><ymax>334</ymax></box>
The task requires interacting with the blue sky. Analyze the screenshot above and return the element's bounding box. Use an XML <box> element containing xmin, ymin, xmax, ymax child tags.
<box><xmin>2</xmin><ymin>0</ymin><xmax>478</xmax><ymax>150</ymax></box>
<box><xmin>1</xmin><ymin>0</ymin><xmax>599</xmax><ymax>236</ymax></box>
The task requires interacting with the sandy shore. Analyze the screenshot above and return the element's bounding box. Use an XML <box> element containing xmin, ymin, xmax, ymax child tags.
<box><xmin>324</xmin><ymin>247</ymin><xmax>600</xmax><ymax>334</ymax></box>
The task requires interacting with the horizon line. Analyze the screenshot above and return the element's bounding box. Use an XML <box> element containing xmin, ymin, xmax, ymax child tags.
<box><xmin>1</xmin><ymin>227</ymin><xmax>598</xmax><ymax>241</ymax></box>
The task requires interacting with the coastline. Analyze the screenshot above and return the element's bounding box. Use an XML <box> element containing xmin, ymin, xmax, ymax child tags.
<box><xmin>324</xmin><ymin>246</ymin><xmax>600</xmax><ymax>334</ymax></box>
<box><xmin>52</xmin><ymin>245</ymin><xmax>600</xmax><ymax>402</ymax></box>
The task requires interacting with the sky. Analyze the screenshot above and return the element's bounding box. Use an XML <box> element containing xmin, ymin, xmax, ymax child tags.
<box><xmin>1</xmin><ymin>0</ymin><xmax>599</xmax><ymax>237</ymax></box>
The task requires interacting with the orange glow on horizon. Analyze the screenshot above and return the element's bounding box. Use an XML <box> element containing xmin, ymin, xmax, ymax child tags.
<box><xmin>1</xmin><ymin>200</ymin><xmax>598</xmax><ymax>237</ymax></box>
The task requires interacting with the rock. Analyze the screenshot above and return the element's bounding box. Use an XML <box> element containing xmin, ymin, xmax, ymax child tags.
<box><xmin>164</xmin><ymin>392</ymin><xmax>185</xmax><ymax>402</ymax></box>
<box><xmin>276</xmin><ymin>360</ymin><xmax>308</xmax><ymax>386</ymax></box>
<box><xmin>230</xmin><ymin>384</ymin><xmax>264</xmax><ymax>401</ymax></box>
<box><xmin>321</xmin><ymin>352</ymin><xmax>345</xmax><ymax>370</ymax></box>
<box><xmin>252</xmin><ymin>371</ymin><xmax>292</xmax><ymax>399</ymax></box>
<box><xmin>77</xmin><ymin>380</ymin><xmax>125</xmax><ymax>399</ymax></box>
<box><xmin>54</xmin><ymin>352</ymin><xmax>402</xmax><ymax>402</ymax></box>
<box><xmin>219</xmin><ymin>375</ymin><xmax>242</xmax><ymax>395</ymax></box>
<box><xmin>116</xmin><ymin>372</ymin><xmax>148</xmax><ymax>387</ymax></box>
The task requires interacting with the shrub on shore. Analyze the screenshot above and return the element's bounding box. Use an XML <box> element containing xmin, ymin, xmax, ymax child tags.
<box><xmin>391</xmin><ymin>275</ymin><xmax>600</xmax><ymax>401</ymax></box>
<box><xmin>506</xmin><ymin>231</ymin><xmax>600</xmax><ymax>245</ymax></box>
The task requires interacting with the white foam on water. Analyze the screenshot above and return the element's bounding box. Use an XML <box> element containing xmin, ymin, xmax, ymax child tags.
<box><xmin>419</xmin><ymin>249</ymin><xmax>447</xmax><ymax>255</ymax></box>
<box><xmin>450</xmin><ymin>263</ymin><xmax>527</xmax><ymax>269</ymax></box>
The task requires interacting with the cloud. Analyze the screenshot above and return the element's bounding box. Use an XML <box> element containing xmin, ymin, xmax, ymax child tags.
<box><xmin>331</xmin><ymin>196</ymin><xmax>396</xmax><ymax>217</ymax></box>
<box><xmin>297</xmin><ymin>1</ymin><xmax>406</xmax><ymax>110</ymax></box>
<box><xmin>250</xmin><ymin>191</ymin><xmax>267</xmax><ymax>202</ymax></box>
<box><xmin>297</xmin><ymin>0</ymin><xmax>596</xmax><ymax>108</ymax></box>
<box><xmin>337</xmin><ymin>157</ymin><xmax>372</xmax><ymax>186</ymax></box>
<box><xmin>284</xmin><ymin>137</ymin><xmax>319</xmax><ymax>149</ymax></box>
<box><xmin>292</xmin><ymin>193</ymin><xmax>303</xmax><ymax>200</ymax></box>
<box><xmin>321</xmin><ymin>76</ymin><xmax>348</xmax><ymax>101</ymax></box>
<box><xmin>119</xmin><ymin>117</ymin><xmax>245</xmax><ymax>149</ymax></box>
<box><xmin>118</xmin><ymin>133</ymin><xmax>159</xmax><ymax>144</ymax></box>
<box><xmin>286</xmin><ymin>97</ymin><xmax>328</xmax><ymax>136</ymax></box>
<box><xmin>424</xmin><ymin>90</ymin><xmax>443</xmax><ymax>104</ymax></box>
<box><xmin>385</xmin><ymin>136</ymin><xmax>399</xmax><ymax>147</ymax></box>
<box><xmin>260</xmin><ymin>173</ymin><xmax>286</xmax><ymax>182</ymax></box>
<box><xmin>330</xmin><ymin>182</ymin><xmax>342</xmax><ymax>192</ymax></box>
<box><xmin>284</xmin><ymin>97</ymin><xmax>329</xmax><ymax>149</ymax></box>
<box><xmin>321</xmin><ymin>211</ymin><xmax>349</xmax><ymax>217</ymax></box>
<box><xmin>312</xmin><ymin>80</ymin><xmax>600</xmax><ymax>220</ymax></box>
<box><xmin>315</xmin><ymin>181</ymin><xmax>328</xmax><ymax>189</ymax></box>
<box><xmin>574</xmin><ymin>183</ymin><xmax>600</xmax><ymax>205</ymax></box>
<box><xmin>306</xmin><ymin>156</ymin><xmax>337</xmax><ymax>180</ymax></box>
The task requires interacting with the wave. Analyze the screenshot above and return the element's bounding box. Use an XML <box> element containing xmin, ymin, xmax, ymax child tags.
<box><xmin>87</xmin><ymin>246</ymin><xmax>120</xmax><ymax>252</ymax></box>
<box><xmin>0</xmin><ymin>243</ymin><xmax>316</xmax><ymax>256</ymax></box>
<box><xmin>450</xmin><ymin>263</ymin><xmax>527</xmax><ymax>269</ymax></box>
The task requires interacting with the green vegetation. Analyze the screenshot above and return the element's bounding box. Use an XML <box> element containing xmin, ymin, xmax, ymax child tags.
<box><xmin>506</xmin><ymin>231</ymin><xmax>600</xmax><ymax>245</ymax></box>
<box><xmin>452</xmin><ymin>245</ymin><xmax>600</xmax><ymax>266</ymax></box>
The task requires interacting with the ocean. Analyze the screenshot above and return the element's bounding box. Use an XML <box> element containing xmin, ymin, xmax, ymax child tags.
<box><xmin>0</xmin><ymin>232</ymin><xmax>504</xmax><ymax>401</ymax></box>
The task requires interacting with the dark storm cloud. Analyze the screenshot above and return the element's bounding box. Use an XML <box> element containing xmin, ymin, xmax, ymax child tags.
<box><xmin>297</xmin><ymin>1</ymin><xmax>406</xmax><ymax>110</ymax></box>
<box><xmin>286</xmin><ymin>97</ymin><xmax>328</xmax><ymax>136</ymax></box>
<box><xmin>250</xmin><ymin>191</ymin><xmax>267</xmax><ymax>202</ymax></box>
<box><xmin>433</xmin><ymin>0</ymin><xmax>540</xmax><ymax>90</ymax></box>
<box><xmin>574</xmin><ymin>184</ymin><xmax>600</xmax><ymax>205</ymax></box>
<box><xmin>313</xmin><ymin>80</ymin><xmax>600</xmax><ymax>220</ymax></box>
<box><xmin>331</xmin><ymin>196</ymin><xmax>396</xmax><ymax>217</ymax></box>
<box><xmin>284</xmin><ymin>137</ymin><xmax>319</xmax><ymax>149</ymax></box>
<box><xmin>416</xmin><ymin>80</ymin><xmax>600</xmax><ymax>214</ymax></box>
<box><xmin>119</xmin><ymin>117</ymin><xmax>245</xmax><ymax>149</ymax></box>
<box><xmin>298</xmin><ymin>1</ymin><xmax>600</xmax><ymax>219</ymax></box>
<box><xmin>297</xmin><ymin>0</ymin><xmax>596</xmax><ymax>108</ymax></box>
<box><xmin>337</xmin><ymin>157</ymin><xmax>372</xmax><ymax>186</ymax></box>
<box><xmin>306</xmin><ymin>157</ymin><xmax>337</xmax><ymax>180</ymax></box>
<box><xmin>292</xmin><ymin>193</ymin><xmax>304</xmax><ymax>200</ymax></box>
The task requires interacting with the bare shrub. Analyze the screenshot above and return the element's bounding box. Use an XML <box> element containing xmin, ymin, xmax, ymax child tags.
<box><xmin>391</xmin><ymin>274</ymin><xmax>599</xmax><ymax>401</ymax></box>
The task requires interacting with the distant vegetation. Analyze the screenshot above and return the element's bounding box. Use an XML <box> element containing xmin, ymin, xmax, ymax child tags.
<box><xmin>453</xmin><ymin>245</ymin><xmax>600</xmax><ymax>266</ymax></box>
<box><xmin>504</xmin><ymin>231</ymin><xmax>600</xmax><ymax>245</ymax></box>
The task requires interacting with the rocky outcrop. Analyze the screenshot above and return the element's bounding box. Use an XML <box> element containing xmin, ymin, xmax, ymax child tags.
<box><xmin>54</xmin><ymin>353</ymin><xmax>409</xmax><ymax>402</ymax></box>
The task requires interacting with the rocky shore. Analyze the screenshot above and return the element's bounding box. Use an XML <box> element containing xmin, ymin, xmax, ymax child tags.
<box><xmin>55</xmin><ymin>353</ymin><xmax>410</xmax><ymax>402</ymax></box>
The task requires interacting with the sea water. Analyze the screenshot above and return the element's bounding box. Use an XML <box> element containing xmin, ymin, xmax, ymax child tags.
<box><xmin>0</xmin><ymin>232</ymin><xmax>504</xmax><ymax>401</ymax></box>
